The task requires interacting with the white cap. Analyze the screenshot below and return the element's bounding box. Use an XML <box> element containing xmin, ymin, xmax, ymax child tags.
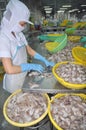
<box><xmin>6</xmin><ymin>0</ymin><xmax>33</xmax><ymax>25</ymax></box>
<box><xmin>0</xmin><ymin>0</ymin><xmax>33</xmax><ymax>33</ymax></box>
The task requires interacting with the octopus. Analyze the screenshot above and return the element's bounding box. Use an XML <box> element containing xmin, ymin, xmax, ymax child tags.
<box><xmin>50</xmin><ymin>95</ymin><xmax>86</xmax><ymax>130</ymax></box>
<box><xmin>7</xmin><ymin>92</ymin><xmax>48</xmax><ymax>123</ymax></box>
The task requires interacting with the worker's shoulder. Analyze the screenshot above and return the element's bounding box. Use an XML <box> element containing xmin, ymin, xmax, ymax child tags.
<box><xmin>0</xmin><ymin>32</ymin><xmax>10</xmax><ymax>44</ymax></box>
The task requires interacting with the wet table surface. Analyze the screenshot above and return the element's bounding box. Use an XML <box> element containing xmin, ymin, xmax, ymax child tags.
<box><xmin>22</xmin><ymin>73</ymin><xmax>86</xmax><ymax>94</ymax></box>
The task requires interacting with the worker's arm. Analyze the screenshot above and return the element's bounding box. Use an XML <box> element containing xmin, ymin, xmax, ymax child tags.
<box><xmin>1</xmin><ymin>57</ymin><xmax>44</xmax><ymax>74</ymax></box>
<box><xmin>26</xmin><ymin>45</ymin><xmax>55</xmax><ymax>67</ymax></box>
<box><xmin>1</xmin><ymin>58</ymin><xmax>21</xmax><ymax>74</ymax></box>
<box><xmin>26</xmin><ymin>45</ymin><xmax>36</xmax><ymax>57</ymax></box>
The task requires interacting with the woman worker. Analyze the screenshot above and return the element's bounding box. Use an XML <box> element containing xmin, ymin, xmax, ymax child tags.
<box><xmin>0</xmin><ymin>0</ymin><xmax>54</xmax><ymax>93</ymax></box>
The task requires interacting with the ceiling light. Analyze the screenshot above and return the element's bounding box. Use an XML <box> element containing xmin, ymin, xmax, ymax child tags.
<box><xmin>62</xmin><ymin>5</ymin><xmax>71</xmax><ymax>7</ymax></box>
<box><xmin>45</xmin><ymin>10</ymin><xmax>52</xmax><ymax>13</ymax></box>
<box><xmin>68</xmin><ymin>9</ymin><xmax>78</xmax><ymax>13</ymax></box>
<box><xmin>81</xmin><ymin>5</ymin><xmax>86</xmax><ymax>7</ymax></box>
<box><xmin>60</xmin><ymin>8</ymin><xmax>67</xmax><ymax>10</ymax></box>
<box><xmin>69</xmin><ymin>10</ymin><xmax>73</xmax><ymax>13</ymax></box>
<box><xmin>82</xmin><ymin>9</ymin><xmax>86</xmax><ymax>11</ymax></box>
<box><xmin>44</xmin><ymin>6</ymin><xmax>50</xmax><ymax>8</ymax></box>
<box><xmin>44</xmin><ymin>8</ymin><xmax>52</xmax><ymax>11</ymax></box>
<box><xmin>78</xmin><ymin>11</ymin><xmax>80</xmax><ymax>13</ymax></box>
<box><xmin>57</xmin><ymin>10</ymin><xmax>64</xmax><ymax>13</ymax></box>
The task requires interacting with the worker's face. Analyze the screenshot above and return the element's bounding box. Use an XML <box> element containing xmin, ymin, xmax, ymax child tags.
<box><xmin>12</xmin><ymin>21</ymin><xmax>27</xmax><ymax>33</ymax></box>
<box><xmin>19</xmin><ymin>21</ymin><xmax>27</xmax><ymax>27</ymax></box>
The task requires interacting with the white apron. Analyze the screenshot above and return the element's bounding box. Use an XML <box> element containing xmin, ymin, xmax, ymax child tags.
<box><xmin>3</xmin><ymin>32</ymin><xmax>27</xmax><ymax>93</ymax></box>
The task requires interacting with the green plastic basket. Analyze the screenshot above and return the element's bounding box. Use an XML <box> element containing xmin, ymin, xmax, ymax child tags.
<box><xmin>65</xmin><ymin>27</ymin><xmax>76</xmax><ymax>35</ymax></box>
<box><xmin>80</xmin><ymin>36</ymin><xmax>86</xmax><ymax>43</ymax></box>
<box><xmin>38</xmin><ymin>34</ymin><xmax>64</xmax><ymax>42</ymax></box>
<box><xmin>45</xmin><ymin>34</ymin><xmax>67</xmax><ymax>53</ymax></box>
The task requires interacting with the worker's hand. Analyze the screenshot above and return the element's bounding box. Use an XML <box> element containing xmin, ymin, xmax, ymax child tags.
<box><xmin>21</xmin><ymin>63</ymin><xmax>44</xmax><ymax>73</ymax></box>
<box><xmin>42</xmin><ymin>59</ymin><xmax>55</xmax><ymax>67</ymax></box>
<box><xmin>34</xmin><ymin>53</ymin><xmax>55</xmax><ymax>67</ymax></box>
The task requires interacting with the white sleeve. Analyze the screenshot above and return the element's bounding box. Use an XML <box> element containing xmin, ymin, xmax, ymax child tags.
<box><xmin>0</xmin><ymin>36</ymin><xmax>11</xmax><ymax>58</ymax></box>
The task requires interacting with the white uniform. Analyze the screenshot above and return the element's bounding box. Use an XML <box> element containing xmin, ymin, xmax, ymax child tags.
<box><xmin>0</xmin><ymin>31</ymin><xmax>27</xmax><ymax>93</ymax></box>
<box><xmin>0</xmin><ymin>0</ymin><xmax>33</xmax><ymax>93</ymax></box>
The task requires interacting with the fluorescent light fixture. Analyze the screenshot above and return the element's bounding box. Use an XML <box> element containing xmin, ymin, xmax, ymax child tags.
<box><xmin>78</xmin><ymin>11</ymin><xmax>80</xmax><ymax>13</ymax></box>
<box><xmin>73</xmin><ymin>9</ymin><xmax>79</xmax><ymax>11</ymax></box>
<box><xmin>45</xmin><ymin>10</ymin><xmax>52</xmax><ymax>13</ymax></box>
<box><xmin>69</xmin><ymin>9</ymin><xmax>79</xmax><ymax>13</ymax></box>
<box><xmin>60</xmin><ymin>7</ymin><xmax>67</xmax><ymax>10</ymax></box>
<box><xmin>81</xmin><ymin>5</ymin><xmax>86</xmax><ymax>7</ymax></box>
<box><xmin>82</xmin><ymin>9</ymin><xmax>86</xmax><ymax>11</ymax></box>
<box><xmin>57</xmin><ymin>10</ymin><xmax>64</xmax><ymax>13</ymax></box>
<box><xmin>44</xmin><ymin>8</ymin><xmax>52</xmax><ymax>11</ymax></box>
<box><xmin>68</xmin><ymin>10</ymin><xmax>73</xmax><ymax>13</ymax></box>
<box><xmin>44</xmin><ymin>6</ymin><xmax>50</xmax><ymax>8</ymax></box>
<box><xmin>62</xmin><ymin>5</ymin><xmax>71</xmax><ymax>7</ymax></box>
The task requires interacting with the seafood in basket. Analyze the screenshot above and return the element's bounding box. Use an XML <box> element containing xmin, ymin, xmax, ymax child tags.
<box><xmin>3</xmin><ymin>89</ymin><xmax>49</xmax><ymax>127</ymax></box>
<box><xmin>49</xmin><ymin>94</ymin><xmax>86</xmax><ymax>130</ymax></box>
<box><xmin>53</xmin><ymin>62</ymin><xmax>86</xmax><ymax>89</ymax></box>
<box><xmin>48</xmin><ymin>41</ymin><xmax>81</xmax><ymax>63</ymax></box>
<box><xmin>55</xmin><ymin>62</ymin><xmax>86</xmax><ymax>84</ymax></box>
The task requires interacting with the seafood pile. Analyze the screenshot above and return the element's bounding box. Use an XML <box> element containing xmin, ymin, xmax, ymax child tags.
<box><xmin>55</xmin><ymin>62</ymin><xmax>86</xmax><ymax>84</ymax></box>
<box><xmin>26</xmin><ymin>67</ymin><xmax>53</xmax><ymax>88</ymax></box>
<box><xmin>28</xmin><ymin>71</ymin><xmax>52</xmax><ymax>78</ymax></box>
<box><xmin>51</xmin><ymin>95</ymin><xmax>86</xmax><ymax>130</ymax></box>
<box><xmin>7</xmin><ymin>92</ymin><xmax>48</xmax><ymax>123</ymax></box>
<box><xmin>48</xmin><ymin>41</ymin><xmax>81</xmax><ymax>63</ymax></box>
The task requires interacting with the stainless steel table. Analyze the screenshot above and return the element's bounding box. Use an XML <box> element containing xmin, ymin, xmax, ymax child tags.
<box><xmin>22</xmin><ymin>73</ymin><xmax>86</xmax><ymax>94</ymax></box>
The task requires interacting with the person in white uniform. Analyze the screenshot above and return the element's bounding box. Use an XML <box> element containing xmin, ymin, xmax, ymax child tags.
<box><xmin>0</xmin><ymin>0</ymin><xmax>54</xmax><ymax>93</ymax></box>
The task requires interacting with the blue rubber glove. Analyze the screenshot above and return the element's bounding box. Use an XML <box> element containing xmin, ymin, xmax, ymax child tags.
<box><xmin>34</xmin><ymin>53</ymin><xmax>55</xmax><ymax>67</ymax></box>
<box><xmin>21</xmin><ymin>63</ymin><xmax>44</xmax><ymax>73</ymax></box>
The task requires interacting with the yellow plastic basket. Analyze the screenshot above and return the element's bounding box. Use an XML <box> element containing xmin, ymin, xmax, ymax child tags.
<box><xmin>47</xmin><ymin>34</ymin><xmax>63</xmax><ymax>36</ymax></box>
<box><xmin>48</xmin><ymin>93</ymin><xmax>86</xmax><ymax>130</ymax></box>
<box><xmin>68</xmin><ymin>36</ymin><xmax>81</xmax><ymax>43</ymax></box>
<box><xmin>72</xmin><ymin>47</ymin><xmax>86</xmax><ymax>65</ymax></box>
<box><xmin>45</xmin><ymin>42</ymin><xmax>59</xmax><ymax>52</ymax></box>
<box><xmin>52</xmin><ymin>61</ymin><xmax>86</xmax><ymax>89</ymax></box>
<box><xmin>3</xmin><ymin>89</ymin><xmax>50</xmax><ymax>127</ymax></box>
